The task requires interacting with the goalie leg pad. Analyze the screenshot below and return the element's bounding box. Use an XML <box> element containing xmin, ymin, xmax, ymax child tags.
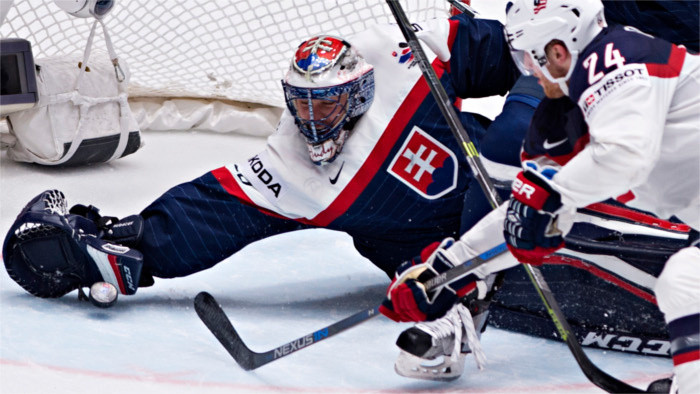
<box><xmin>3</xmin><ymin>190</ymin><xmax>144</xmax><ymax>298</ymax></box>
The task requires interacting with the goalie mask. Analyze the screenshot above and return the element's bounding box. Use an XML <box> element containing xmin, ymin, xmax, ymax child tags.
<box><xmin>282</xmin><ymin>36</ymin><xmax>375</xmax><ymax>164</ymax></box>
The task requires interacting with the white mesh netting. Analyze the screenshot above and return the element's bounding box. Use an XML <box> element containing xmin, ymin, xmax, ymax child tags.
<box><xmin>2</xmin><ymin>1</ymin><xmax>447</xmax><ymax>108</ymax></box>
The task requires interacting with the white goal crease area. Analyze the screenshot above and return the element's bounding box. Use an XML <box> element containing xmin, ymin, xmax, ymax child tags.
<box><xmin>1</xmin><ymin>1</ymin><xmax>447</xmax><ymax>135</ymax></box>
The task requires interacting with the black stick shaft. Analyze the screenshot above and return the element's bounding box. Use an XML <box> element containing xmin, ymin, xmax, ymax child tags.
<box><xmin>446</xmin><ymin>0</ymin><xmax>476</xmax><ymax>17</ymax></box>
<box><xmin>195</xmin><ymin>291</ymin><xmax>380</xmax><ymax>370</ymax></box>
<box><xmin>386</xmin><ymin>0</ymin><xmax>502</xmax><ymax>209</ymax></box>
<box><xmin>385</xmin><ymin>1</ymin><xmax>643</xmax><ymax>392</ymax></box>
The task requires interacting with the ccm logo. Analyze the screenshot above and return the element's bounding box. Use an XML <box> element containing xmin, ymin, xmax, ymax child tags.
<box><xmin>512</xmin><ymin>178</ymin><xmax>536</xmax><ymax>199</ymax></box>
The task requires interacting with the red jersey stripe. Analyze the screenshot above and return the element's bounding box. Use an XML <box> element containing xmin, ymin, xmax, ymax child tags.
<box><xmin>673</xmin><ymin>349</ymin><xmax>700</xmax><ymax>366</ymax></box>
<box><xmin>646</xmin><ymin>45</ymin><xmax>686</xmax><ymax>78</ymax></box>
<box><xmin>212</xmin><ymin>56</ymin><xmax>446</xmax><ymax>227</ymax></box>
<box><xmin>309</xmin><ymin>60</ymin><xmax>446</xmax><ymax>227</ymax></box>
<box><xmin>108</xmin><ymin>254</ymin><xmax>127</xmax><ymax>295</ymax></box>
<box><xmin>211</xmin><ymin>166</ymin><xmax>312</xmax><ymax>223</ymax></box>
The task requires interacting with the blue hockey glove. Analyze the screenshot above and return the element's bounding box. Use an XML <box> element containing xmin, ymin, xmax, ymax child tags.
<box><xmin>380</xmin><ymin>238</ymin><xmax>482</xmax><ymax>322</ymax></box>
<box><xmin>503</xmin><ymin>167</ymin><xmax>565</xmax><ymax>265</ymax></box>
<box><xmin>3</xmin><ymin>190</ymin><xmax>146</xmax><ymax>299</ymax></box>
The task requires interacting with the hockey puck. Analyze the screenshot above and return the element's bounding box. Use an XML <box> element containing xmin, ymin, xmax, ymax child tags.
<box><xmin>88</xmin><ymin>282</ymin><xmax>118</xmax><ymax>308</ymax></box>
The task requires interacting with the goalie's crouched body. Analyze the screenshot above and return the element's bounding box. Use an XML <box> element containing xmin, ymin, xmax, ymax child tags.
<box><xmin>3</xmin><ymin>190</ymin><xmax>149</xmax><ymax>298</ymax></box>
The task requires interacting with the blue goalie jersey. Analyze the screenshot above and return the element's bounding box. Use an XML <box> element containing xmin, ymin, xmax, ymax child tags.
<box><xmin>137</xmin><ymin>14</ymin><xmax>520</xmax><ymax>278</ymax></box>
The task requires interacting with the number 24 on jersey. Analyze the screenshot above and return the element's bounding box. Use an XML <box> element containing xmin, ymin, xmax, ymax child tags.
<box><xmin>582</xmin><ymin>43</ymin><xmax>627</xmax><ymax>85</ymax></box>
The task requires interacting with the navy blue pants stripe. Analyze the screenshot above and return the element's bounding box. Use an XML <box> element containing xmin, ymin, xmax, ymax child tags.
<box><xmin>669</xmin><ymin>314</ymin><xmax>700</xmax><ymax>358</ymax></box>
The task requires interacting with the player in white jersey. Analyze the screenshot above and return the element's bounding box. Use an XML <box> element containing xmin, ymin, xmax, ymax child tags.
<box><xmin>383</xmin><ymin>0</ymin><xmax>699</xmax><ymax>389</ymax></box>
<box><xmin>503</xmin><ymin>0</ymin><xmax>700</xmax><ymax>391</ymax></box>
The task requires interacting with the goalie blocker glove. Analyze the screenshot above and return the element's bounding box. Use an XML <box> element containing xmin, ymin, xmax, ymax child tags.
<box><xmin>2</xmin><ymin>190</ymin><xmax>148</xmax><ymax>299</ymax></box>
<box><xmin>380</xmin><ymin>238</ymin><xmax>486</xmax><ymax>322</ymax></box>
<box><xmin>503</xmin><ymin>166</ymin><xmax>565</xmax><ymax>265</ymax></box>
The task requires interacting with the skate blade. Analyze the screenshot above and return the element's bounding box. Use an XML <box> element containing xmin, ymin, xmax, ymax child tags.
<box><xmin>394</xmin><ymin>350</ymin><xmax>465</xmax><ymax>381</ymax></box>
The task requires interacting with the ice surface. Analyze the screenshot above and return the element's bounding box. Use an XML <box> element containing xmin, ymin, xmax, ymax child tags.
<box><xmin>0</xmin><ymin>129</ymin><xmax>672</xmax><ymax>394</ymax></box>
<box><xmin>0</xmin><ymin>2</ymin><xmax>672</xmax><ymax>392</ymax></box>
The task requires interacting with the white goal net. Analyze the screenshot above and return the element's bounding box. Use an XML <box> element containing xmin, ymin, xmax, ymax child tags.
<box><xmin>2</xmin><ymin>1</ymin><xmax>447</xmax><ymax>133</ymax></box>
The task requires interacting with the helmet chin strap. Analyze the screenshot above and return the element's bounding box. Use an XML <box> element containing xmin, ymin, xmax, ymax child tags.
<box><xmin>557</xmin><ymin>80</ymin><xmax>570</xmax><ymax>97</ymax></box>
<box><xmin>541</xmin><ymin>51</ymin><xmax>579</xmax><ymax>97</ymax></box>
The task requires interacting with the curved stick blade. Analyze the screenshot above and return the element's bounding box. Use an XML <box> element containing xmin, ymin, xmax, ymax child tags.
<box><xmin>194</xmin><ymin>291</ymin><xmax>258</xmax><ymax>370</ymax></box>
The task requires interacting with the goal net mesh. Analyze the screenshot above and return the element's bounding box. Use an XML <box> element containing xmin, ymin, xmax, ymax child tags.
<box><xmin>2</xmin><ymin>1</ymin><xmax>446</xmax><ymax>108</ymax></box>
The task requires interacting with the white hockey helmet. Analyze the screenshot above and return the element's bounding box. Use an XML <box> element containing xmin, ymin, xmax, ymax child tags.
<box><xmin>282</xmin><ymin>35</ymin><xmax>374</xmax><ymax>164</ymax></box>
<box><xmin>54</xmin><ymin>0</ymin><xmax>115</xmax><ymax>18</ymax></box>
<box><xmin>504</xmin><ymin>0</ymin><xmax>606</xmax><ymax>93</ymax></box>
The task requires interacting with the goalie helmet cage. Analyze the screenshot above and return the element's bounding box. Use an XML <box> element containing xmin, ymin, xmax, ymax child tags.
<box><xmin>1</xmin><ymin>1</ymin><xmax>446</xmax><ymax>134</ymax></box>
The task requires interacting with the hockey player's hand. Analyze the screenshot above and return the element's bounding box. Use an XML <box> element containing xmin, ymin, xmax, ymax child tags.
<box><xmin>503</xmin><ymin>166</ymin><xmax>565</xmax><ymax>265</ymax></box>
<box><xmin>380</xmin><ymin>238</ymin><xmax>482</xmax><ymax>322</ymax></box>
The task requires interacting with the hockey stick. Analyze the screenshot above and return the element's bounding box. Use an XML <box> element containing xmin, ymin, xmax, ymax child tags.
<box><xmin>385</xmin><ymin>1</ymin><xmax>643</xmax><ymax>392</ymax></box>
<box><xmin>446</xmin><ymin>0</ymin><xmax>477</xmax><ymax>18</ymax></box>
<box><xmin>194</xmin><ymin>242</ymin><xmax>508</xmax><ymax>371</ymax></box>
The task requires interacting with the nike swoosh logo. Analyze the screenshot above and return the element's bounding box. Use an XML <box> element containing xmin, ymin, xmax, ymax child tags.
<box><xmin>543</xmin><ymin>138</ymin><xmax>568</xmax><ymax>150</ymax></box>
<box><xmin>329</xmin><ymin>161</ymin><xmax>345</xmax><ymax>185</ymax></box>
